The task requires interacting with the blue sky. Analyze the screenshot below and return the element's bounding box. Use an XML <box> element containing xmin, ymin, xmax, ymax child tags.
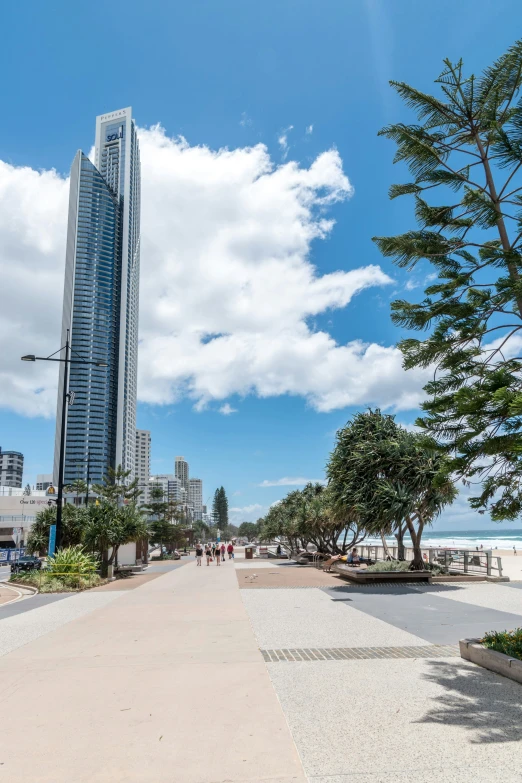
<box><xmin>2</xmin><ymin>0</ymin><xmax>522</xmax><ymax>529</ymax></box>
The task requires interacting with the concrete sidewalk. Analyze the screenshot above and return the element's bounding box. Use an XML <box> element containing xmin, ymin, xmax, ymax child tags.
<box><xmin>0</xmin><ymin>559</ymin><xmax>306</xmax><ymax>783</ymax></box>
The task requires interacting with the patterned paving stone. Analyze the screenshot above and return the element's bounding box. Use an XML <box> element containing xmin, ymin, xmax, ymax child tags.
<box><xmin>260</xmin><ymin>644</ymin><xmax>459</xmax><ymax>662</ymax></box>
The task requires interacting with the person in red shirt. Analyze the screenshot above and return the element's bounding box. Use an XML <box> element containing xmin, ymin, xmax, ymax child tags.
<box><xmin>227</xmin><ymin>542</ymin><xmax>234</xmax><ymax>560</ymax></box>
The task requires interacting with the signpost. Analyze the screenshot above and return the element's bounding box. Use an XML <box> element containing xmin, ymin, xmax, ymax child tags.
<box><xmin>48</xmin><ymin>524</ymin><xmax>57</xmax><ymax>557</ymax></box>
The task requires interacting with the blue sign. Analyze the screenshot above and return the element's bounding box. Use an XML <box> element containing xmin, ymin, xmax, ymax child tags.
<box><xmin>48</xmin><ymin>525</ymin><xmax>57</xmax><ymax>557</ymax></box>
<box><xmin>106</xmin><ymin>127</ymin><xmax>123</xmax><ymax>142</ymax></box>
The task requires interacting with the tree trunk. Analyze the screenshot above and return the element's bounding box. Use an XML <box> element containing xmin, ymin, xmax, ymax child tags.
<box><xmin>395</xmin><ymin>524</ymin><xmax>406</xmax><ymax>561</ymax></box>
<box><xmin>100</xmin><ymin>547</ymin><xmax>109</xmax><ymax>578</ymax></box>
<box><xmin>380</xmin><ymin>530</ymin><xmax>393</xmax><ymax>560</ymax></box>
<box><xmin>404</xmin><ymin>516</ymin><xmax>425</xmax><ymax>570</ymax></box>
<box><xmin>474</xmin><ymin>132</ymin><xmax>522</xmax><ymax>318</ymax></box>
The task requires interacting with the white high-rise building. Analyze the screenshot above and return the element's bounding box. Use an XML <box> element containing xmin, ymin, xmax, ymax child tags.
<box><xmin>54</xmin><ymin>107</ymin><xmax>141</xmax><ymax>487</ymax></box>
<box><xmin>174</xmin><ymin>456</ymin><xmax>189</xmax><ymax>491</ymax></box>
<box><xmin>188</xmin><ymin>478</ymin><xmax>203</xmax><ymax>521</ymax></box>
<box><xmin>135</xmin><ymin>430</ymin><xmax>151</xmax><ymax>504</ymax></box>
<box><xmin>0</xmin><ymin>448</ymin><xmax>24</xmax><ymax>488</ymax></box>
<box><xmin>36</xmin><ymin>474</ymin><xmax>54</xmax><ymax>491</ymax></box>
<box><xmin>149</xmin><ymin>475</ymin><xmax>181</xmax><ymax>502</ymax></box>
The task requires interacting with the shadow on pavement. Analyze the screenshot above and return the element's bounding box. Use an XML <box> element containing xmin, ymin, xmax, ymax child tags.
<box><xmin>419</xmin><ymin>659</ymin><xmax>522</xmax><ymax>743</ymax></box>
<box><xmin>324</xmin><ymin>583</ymin><xmax>464</xmax><ymax>596</ymax></box>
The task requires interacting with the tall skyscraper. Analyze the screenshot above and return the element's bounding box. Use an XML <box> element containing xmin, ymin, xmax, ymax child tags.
<box><xmin>135</xmin><ymin>429</ymin><xmax>151</xmax><ymax>504</ymax></box>
<box><xmin>188</xmin><ymin>478</ymin><xmax>203</xmax><ymax>521</ymax></box>
<box><xmin>54</xmin><ymin>108</ymin><xmax>141</xmax><ymax>487</ymax></box>
<box><xmin>174</xmin><ymin>456</ymin><xmax>189</xmax><ymax>491</ymax></box>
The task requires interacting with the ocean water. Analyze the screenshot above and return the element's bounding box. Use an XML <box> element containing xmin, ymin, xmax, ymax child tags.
<box><xmin>364</xmin><ymin>529</ymin><xmax>522</xmax><ymax>551</ymax></box>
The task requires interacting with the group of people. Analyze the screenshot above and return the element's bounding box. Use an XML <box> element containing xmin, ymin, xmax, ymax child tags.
<box><xmin>194</xmin><ymin>541</ymin><xmax>234</xmax><ymax>566</ymax></box>
<box><xmin>322</xmin><ymin>547</ymin><xmax>360</xmax><ymax>572</ymax></box>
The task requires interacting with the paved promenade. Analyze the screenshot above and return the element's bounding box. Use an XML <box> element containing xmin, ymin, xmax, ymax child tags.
<box><xmin>0</xmin><ymin>558</ymin><xmax>306</xmax><ymax>783</ymax></box>
<box><xmin>237</xmin><ymin>561</ymin><xmax>522</xmax><ymax>783</ymax></box>
<box><xmin>1</xmin><ymin>557</ymin><xmax>522</xmax><ymax>782</ymax></box>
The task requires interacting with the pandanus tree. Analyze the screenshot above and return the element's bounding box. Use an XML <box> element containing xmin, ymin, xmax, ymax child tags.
<box><xmin>327</xmin><ymin>410</ymin><xmax>457</xmax><ymax>569</ymax></box>
<box><xmin>374</xmin><ymin>40</ymin><xmax>522</xmax><ymax>520</ymax></box>
<box><xmin>259</xmin><ymin>483</ymin><xmax>364</xmax><ymax>555</ymax></box>
<box><xmin>327</xmin><ymin>410</ymin><xmax>419</xmax><ymax>559</ymax></box>
<box><xmin>26</xmin><ymin>504</ymin><xmax>86</xmax><ymax>555</ymax></box>
<box><xmin>82</xmin><ymin>500</ymin><xmax>147</xmax><ymax>575</ymax></box>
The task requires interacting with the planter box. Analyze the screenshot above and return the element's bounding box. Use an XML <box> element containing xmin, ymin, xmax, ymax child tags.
<box><xmin>432</xmin><ymin>575</ymin><xmax>485</xmax><ymax>583</ymax></box>
<box><xmin>331</xmin><ymin>563</ymin><xmax>431</xmax><ymax>583</ymax></box>
<box><xmin>460</xmin><ymin>638</ymin><xmax>522</xmax><ymax>685</ymax></box>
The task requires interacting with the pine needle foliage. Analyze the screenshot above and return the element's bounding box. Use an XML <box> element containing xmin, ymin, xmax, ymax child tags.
<box><xmin>373</xmin><ymin>40</ymin><xmax>522</xmax><ymax>519</ymax></box>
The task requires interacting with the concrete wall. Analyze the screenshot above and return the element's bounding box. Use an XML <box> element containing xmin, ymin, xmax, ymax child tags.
<box><xmin>118</xmin><ymin>542</ymin><xmax>137</xmax><ymax>566</ymax></box>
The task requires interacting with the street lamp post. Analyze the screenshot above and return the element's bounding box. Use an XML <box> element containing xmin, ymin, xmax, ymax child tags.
<box><xmin>21</xmin><ymin>330</ymin><xmax>107</xmax><ymax>550</ymax></box>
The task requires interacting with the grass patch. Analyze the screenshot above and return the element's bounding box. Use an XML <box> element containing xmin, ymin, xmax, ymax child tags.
<box><xmin>482</xmin><ymin>628</ymin><xmax>522</xmax><ymax>662</ymax></box>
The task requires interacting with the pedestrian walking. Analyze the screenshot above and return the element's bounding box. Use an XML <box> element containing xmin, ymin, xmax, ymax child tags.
<box><xmin>205</xmin><ymin>544</ymin><xmax>212</xmax><ymax>566</ymax></box>
<box><xmin>220</xmin><ymin>543</ymin><xmax>226</xmax><ymax>562</ymax></box>
<box><xmin>215</xmin><ymin>546</ymin><xmax>221</xmax><ymax>565</ymax></box>
<box><xmin>227</xmin><ymin>542</ymin><xmax>234</xmax><ymax>560</ymax></box>
<box><xmin>212</xmin><ymin>543</ymin><xmax>216</xmax><ymax>558</ymax></box>
<box><xmin>195</xmin><ymin>543</ymin><xmax>203</xmax><ymax>566</ymax></box>
<box><xmin>514</xmin><ymin>545</ymin><xmax>517</xmax><ymax>556</ymax></box>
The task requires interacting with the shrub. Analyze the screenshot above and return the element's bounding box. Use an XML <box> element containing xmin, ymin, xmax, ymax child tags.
<box><xmin>47</xmin><ymin>545</ymin><xmax>98</xmax><ymax>575</ymax></box>
<box><xmin>10</xmin><ymin>570</ymin><xmax>105</xmax><ymax>593</ymax></box>
<box><xmin>482</xmin><ymin>628</ymin><xmax>522</xmax><ymax>662</ymax></box>
<box><xmin>366</xmin><ymin>560</ymin><xmax>411</xmax><ymax>572</ymax></box>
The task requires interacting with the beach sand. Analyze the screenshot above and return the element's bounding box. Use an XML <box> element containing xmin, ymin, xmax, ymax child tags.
<box><xmin>491</xmin><ymin>552</ymin><xmax>522</xmax><ymax>580</ymax></box>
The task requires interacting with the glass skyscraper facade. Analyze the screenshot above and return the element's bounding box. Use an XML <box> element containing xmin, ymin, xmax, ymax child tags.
<box><xmin>54</xmin><ymin>108</ymin><xmax>141</xmax><ymax>486</ymax></box>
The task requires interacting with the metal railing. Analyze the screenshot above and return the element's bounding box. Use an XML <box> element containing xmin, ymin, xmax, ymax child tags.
<box><xmin>357</xmin><ymin>544</ymin><xmax>503</xmax><ymax>577</ymax></box>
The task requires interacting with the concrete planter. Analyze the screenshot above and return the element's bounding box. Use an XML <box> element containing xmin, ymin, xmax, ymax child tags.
<box><xmin>331</xmin><ymin>563</ymin><xmax>431</xmax><ymax>583</ymax></box>
<box><xmin>460</xmin><ymin>638</ymin><xmax>522</xmax><ymax>684</ymax></box>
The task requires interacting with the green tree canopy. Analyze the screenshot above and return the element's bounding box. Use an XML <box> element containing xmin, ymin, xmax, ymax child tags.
<box><xmin>92</xmin><ymin>465</ymin><xmax>142</xmax><ymax>505</ymax></box>
<box><xmin>327</xmin><ymin>410</ymin><xmax>457</xmax><ymax>569</ymax></box>
<box><xmin>212</xmin><ymin>487</ymin><xmax>229</xmax><ymax>531</ymax></box>
<box><xmin>259</xmin><ymin>483</ymin><xmax>363</xmax><ymax>555</ymax></box>
<box><xmin>238</xmin><ymin>521</ymin><xmax>260</xmax><ymax>542</ymax></box>
<box><xmin>373</xmin><ymin>40</ymin><xmax>522</xmax><ymax>520</ymax></box>
<box><xmin>26</xmin><ymin>504</ymin><xmax>86</xmax><ymax>555</ymax></box>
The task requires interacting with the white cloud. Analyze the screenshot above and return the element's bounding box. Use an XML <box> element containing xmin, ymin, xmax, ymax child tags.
<box><xmin>0</xmin><ymin>161</ymin><xmax>68</xmax><ymax>416</ymax></box>
<box><xmin>278</xmin><ymin>125</ymin><xmax>294</xmax><ymax>160</ymax></box>
<box><xmin>218</xmin><ymin>403</ymin><xmax>238</xmax><ymax>415</ymax></box>
<box><xmin>229</xmin><ymin>503</ymin><xmax>265</xmax><ymax>523</ymax></box>
<box><xmin>396</xmin><ymin>421</ymin><xmax>421</xmax><ymax>433</ymax></box>
<box><xmin>305</xmin><ymin>125</ymin><xmax>314</xmax><ymax>135</ymax></box>
<box><xmin>240</xmin><ymin>112</ymin><xmax>252</xmax><ymax>128</ymax></box>
<box><xmin>258</xmin><ymin>477</ymin><xmax>325</xmax><ymax>487</ymax></box>
<box><xmin>0</xmin><ymin>124</ymin><xmax>431</xmax><ymax>419</ymax></box>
